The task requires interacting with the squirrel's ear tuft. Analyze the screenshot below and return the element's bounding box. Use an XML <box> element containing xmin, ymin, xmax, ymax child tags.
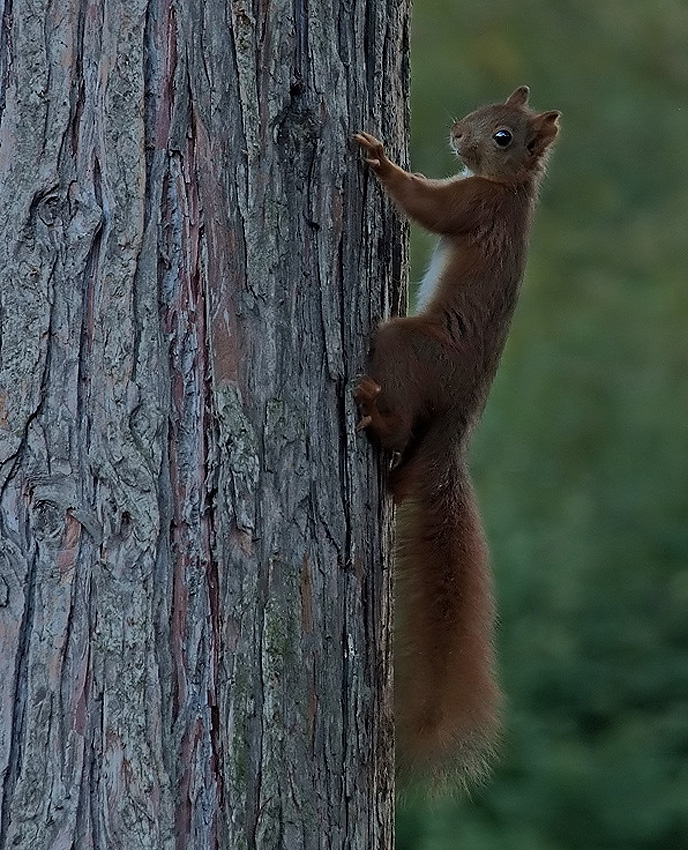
<box><xmin>538</xmin><ymin>110</ymin><xmax>561</xmax><ymax>126</ymax></box>
<box><xmin>505</xmin><ymin>86</ymin><xmax>530</xmax><ymax>107</ymax></box>
<box><xmin>537</xmin><ymin>110</ymin><xmax>561</xmax><ymax>143</ymax></box>
<box><xmin>527</xmin><ymin>110</ymin><xmax>561</xmax><ymax>156</ymax></box>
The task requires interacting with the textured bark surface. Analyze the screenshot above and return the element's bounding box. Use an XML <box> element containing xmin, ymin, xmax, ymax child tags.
<box><xmin>0</xmin><ymin>0</ymin><xmax>409</xmax><ymax>847</ymax></box>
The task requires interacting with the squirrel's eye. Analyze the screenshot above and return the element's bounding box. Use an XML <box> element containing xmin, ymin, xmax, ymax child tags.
<box><xmin>493</xmin><ymin>129</ymin><xmax>513</xmax><ymax>148</ymax></box>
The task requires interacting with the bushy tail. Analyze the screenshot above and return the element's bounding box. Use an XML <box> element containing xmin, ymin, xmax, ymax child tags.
<box><xmin>392</xmin><ymin>428</ymin><xmax>501</xmax><ymax>790</ymax></box>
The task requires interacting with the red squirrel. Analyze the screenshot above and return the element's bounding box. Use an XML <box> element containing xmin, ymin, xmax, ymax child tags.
<box><xmin>353</xmin><ymin>86</ymin><xmax>560</xmax><ymax>787</ymax></box>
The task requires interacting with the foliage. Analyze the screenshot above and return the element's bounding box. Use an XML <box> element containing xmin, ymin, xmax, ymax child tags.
<box><xmin>398</xmin><ymin>1</ymin><xmax>688</xmax><ymax>848</ymax></box>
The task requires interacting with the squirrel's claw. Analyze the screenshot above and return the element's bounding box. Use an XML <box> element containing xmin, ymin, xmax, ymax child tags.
<box><xmin>353</xmin><ymin>132</ymin><xmax>385</xmax><ymax>165</ymax></box>
<box><xmin>354</xmin><ymin>376</ymin><xmax>382</xmax><ymax>403</ymax></box>
<box><xmin>353</xmin><ymin>131</ymin><xmax>380</xmax><ymax>146</ymax></box>
<box><xmin>354</xmin><ymin>377</ymin><xmax>381</xmax><ymax>433</ymax></box>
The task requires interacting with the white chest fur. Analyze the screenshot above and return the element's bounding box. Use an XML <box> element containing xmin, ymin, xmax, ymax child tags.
<box><xmin>414</xmin><ymin>238</ymin><xmax>448</xmax><ymax>314</ymax></box>
<box><xmin>413</xmin><ymin>166</ymin><xmax>472</xmax><ymax>315</ymax></box>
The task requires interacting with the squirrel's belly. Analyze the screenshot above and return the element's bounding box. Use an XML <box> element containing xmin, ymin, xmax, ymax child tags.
<box><xmin>414</xmin><ymin>238</ymin><xmax>448</xmax><ymax>314</ymax></box>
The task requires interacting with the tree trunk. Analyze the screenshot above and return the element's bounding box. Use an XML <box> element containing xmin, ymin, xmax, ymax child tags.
<box><xmin>0</xmin><ymin>0</ymin><xmax>410</xmax><ymax>848</ymax></box>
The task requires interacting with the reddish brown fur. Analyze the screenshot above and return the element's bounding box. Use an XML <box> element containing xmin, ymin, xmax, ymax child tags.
<box><xmin>354</xmin><ymin>87</ymin><xmax>560</xmax><ymax>788</ymax></box>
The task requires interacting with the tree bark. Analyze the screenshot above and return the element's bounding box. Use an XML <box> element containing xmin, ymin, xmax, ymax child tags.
<box><xmin>0</xmin><ymin>0</ymin><xmax>410</xmax><ymax>848</ymax></box>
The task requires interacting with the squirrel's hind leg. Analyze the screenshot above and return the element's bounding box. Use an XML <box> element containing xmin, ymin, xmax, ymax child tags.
<box><xmin>354</xmin><ymin>374</ymin><xmax>413</xmax><ymax>453</ymax></box>
<box><xmin>355</xmin><ymin>317</ymin><xmax>437</xmax><ymax>454</ymax></box>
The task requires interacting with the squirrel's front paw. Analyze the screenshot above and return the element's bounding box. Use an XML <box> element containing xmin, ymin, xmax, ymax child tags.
<box><xmin>354</xmin><ymin>375</ymin><xmax>382</xmax><ymax>431</ymax></box>
<box><xmin>353</xmin><ymin>132</ymin><xmax>388</xmax><ymax>173</ymax></box>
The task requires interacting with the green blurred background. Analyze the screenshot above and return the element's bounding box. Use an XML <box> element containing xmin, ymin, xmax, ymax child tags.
<box><xmin>398</xmin><ymin>1</ymin><xmax>688</xmax><ymax>848</ymax></box>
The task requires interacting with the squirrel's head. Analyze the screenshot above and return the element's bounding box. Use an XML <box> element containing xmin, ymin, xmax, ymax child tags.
<box><xmin>450</xmin><ymin>86</ymin><xmax>560</xmax><ymax>181</ymax></box>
